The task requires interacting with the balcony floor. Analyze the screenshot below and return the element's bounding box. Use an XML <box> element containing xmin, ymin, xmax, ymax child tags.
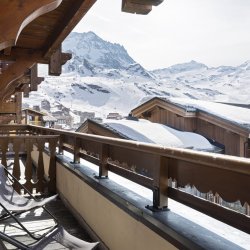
<box><xmin>0</xmin><ymin>198</ymin><xmax>94</xmax><ymax>249</ymax></box>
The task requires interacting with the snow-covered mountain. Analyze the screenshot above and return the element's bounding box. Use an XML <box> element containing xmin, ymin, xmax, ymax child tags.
<box><xmin>24</xmin><ymin>32</ymin><xmax>250</xmax><ymax>124</ymax></box>
<box><xmin>62</xmin><ymin>32</ymin><xmax>135</xmax><ymax>76</ymax></box>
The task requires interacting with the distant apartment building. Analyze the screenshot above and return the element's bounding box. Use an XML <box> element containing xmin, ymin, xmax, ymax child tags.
<box><xmin>106</xmin><ymin>112</ymin><xmax>122</xmax><ymax>120</ymax></box>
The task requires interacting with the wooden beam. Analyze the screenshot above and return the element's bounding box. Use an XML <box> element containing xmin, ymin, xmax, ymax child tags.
<box><xmin>0</xmin><ymin>53</ymin><xmax>41</xmax><ymax>99</ymax></box>
<box><xmin>4</xmin><ymin>47</ymin><xmax>12</xmax><ymax>56</ymax></box>
<box><xmin>0</xmin><ymin>0</ymin><xmax>62</xmax><ymax>51</ymax></box>
<box><xmin>43</xmin><ymin>0</ymin><xmax>97</xmax><ymax>58</ymax></box>
<box><xmin>30</xmin><ymin>64</ymin><xmax>44</xmax><ymax>91</ymax></box>
<box><xmin>129</xmin><ymin>0</ymin><xmax>164</xmax><ymax>6</ymax></box>
<box><xmin>49</xmin><ymin>45</ymin><xmax>62</xmax><ymax>76</ymax></box>
<box><xmin>0</xmin><ymin>48</ymin><xmax>71</xmax><ymax>66</ymax></box>
<box><xmin>0</xmin><ymin>76</ymin><xmax>29</xmax><ymax>101</ymax></box>
<box><xmin>122</xmin><ymin>0</ymin><xmax>152</xmax><ymax>14</ymax></box>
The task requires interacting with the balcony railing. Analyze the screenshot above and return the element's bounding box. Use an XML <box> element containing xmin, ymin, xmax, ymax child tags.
<box><xmin>0</xmin><ymin>125</ymin><xmax>58</xmax><ymax>194</ymax></box>
<box><xmin>0</xmin><ymin>124</ymin><xmax>249</xmax><ymax>235</ymax></box>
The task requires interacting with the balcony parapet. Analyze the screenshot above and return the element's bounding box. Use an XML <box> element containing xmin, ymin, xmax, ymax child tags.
<box><xmin>0</xmin><ymin>124</ymin><xmax>250</xmax><ymax>234</ymax></box>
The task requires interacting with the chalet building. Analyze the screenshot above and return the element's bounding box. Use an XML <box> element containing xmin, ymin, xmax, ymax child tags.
<box><xmin>22</xmin><ymin>108</ymin><xmax>45</xmax><ymax>126</ymax></box>
<box><xmin>106</xmin><ymin>112</ymin><xmax>123</xmax><ymax>120</ymax></box>
<box><xmin>0</xmin><ymin>1</ymin><xmax>250</xmax><ymax>250</ymax></box>
<box><xmin>22</xmin><ymin>108</ymin><xmax>57</xmax><ymax>127</ymax></box>
<box><xmin>76</xmin><ymin>119</ymin><xmax>131</xmax><ymax>139</ymax></box>
<box><xmin>131</xmin><ymin>97</ymin><xmax>250</xmax><ymax>158</ymax></box>
<box><xmin>76</xmin><ymin>118</ymin><xmax>221</xmax><ymax>153</ymax></box>
<box><xmin>0</xmin><ymin>93</ymin><xmax>22</xmax><ymax>124</ymax></box>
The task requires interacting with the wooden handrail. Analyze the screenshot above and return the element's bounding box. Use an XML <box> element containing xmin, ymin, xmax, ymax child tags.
<box><xmin>1</xmin><ymin>124</ymin><xmax>250</xmax><ymax>233</ymax></box>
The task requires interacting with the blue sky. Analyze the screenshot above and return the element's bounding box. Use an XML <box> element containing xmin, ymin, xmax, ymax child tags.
<box><xmin>74</xmin><ymin>0</ymin><xmax>250</xmax><ymax>70</ymax></box>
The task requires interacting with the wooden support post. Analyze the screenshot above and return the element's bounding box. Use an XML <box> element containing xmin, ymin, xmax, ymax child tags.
<box><xmin>49</xmin><ymin>45</ymin><xmax>62</xmax><ymax>76</ymax></box>
<box><xmin>245</xmin><ymin>203</ymin><xmax>250</xmax><ymax>216</ymax></box>
<box><xmin>73</xmin><ymin>137</ymin><xmax>80</xmax><ymax>164</ymax></box>
<box><xmin>58</xmin><ymin>137</ymin><xmax>64</xmax><ymax>155</ymax></box>
<box><xmin>15</xmin><ymin>92</ymin><xmax>22</xmax><ymax>124</ymax></box>
<box><xmin>98</xmin><ymin>144</ymin><xmax>109</xmax><ymax>178</ymax></box>
<box><xmin>152</xmin><ymin>156</ymin><xmax>168</xmax><ymax>210</ymax></box>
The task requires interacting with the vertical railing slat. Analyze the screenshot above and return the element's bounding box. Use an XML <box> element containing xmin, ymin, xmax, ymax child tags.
<box><xmin>12</xmin><ymin>138</ymin><xmax>22</xmax><ymax>193</ymax></box>
<box><xmin>0</xmin><ymin>138</ymin><xmax>8</xmax><ymax>167</ymax></box>
<box><xmin>24</xmin><ymin>139</ymin><xmax>34</xmax><ymax>193</ymax></box>
<box><xmin>36</xmin><ymin>138</ymin><xmax>46</xmax><ymax>193</ymax></box>
<box><xmin>48</xmin><ymin>138</ymin><xmax>57</xmax><ymax>193</ymax></box>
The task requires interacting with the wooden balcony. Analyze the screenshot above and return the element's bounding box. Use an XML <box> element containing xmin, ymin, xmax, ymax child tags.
<box><xmin>0</xmin><ymin>124</ymin><xmax>249</xmax><ymax>249</ymax></box>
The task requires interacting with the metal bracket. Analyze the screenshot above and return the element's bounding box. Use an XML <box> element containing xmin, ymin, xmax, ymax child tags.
<box><xmin>94</xmin><ymin>175</ymin><xmax>108</xmax><ymax>179</ymax></box>
<box><xmin>145</xmin><ymin>205</ymin><xmax>169</xmax><ymax>212</ymax></box>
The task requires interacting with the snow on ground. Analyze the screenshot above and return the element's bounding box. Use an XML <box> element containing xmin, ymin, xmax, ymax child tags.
<box><xmin>104</xmin><ymin>119</ymin><xmax>215</xmax><ymax>151</ymax></box>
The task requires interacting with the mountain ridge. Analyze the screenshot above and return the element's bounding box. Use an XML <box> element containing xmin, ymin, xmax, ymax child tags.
<box><xmin>24</xmin><ymin>31</ymin><xmax>250</xmax><ymax>126</ymax></box>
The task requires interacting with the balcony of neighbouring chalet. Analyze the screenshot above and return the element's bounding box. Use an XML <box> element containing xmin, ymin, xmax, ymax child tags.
<box><xmin>0</xmin><ymin>124</ymin><xmax>249</xmax><ymax>249</ymax></box>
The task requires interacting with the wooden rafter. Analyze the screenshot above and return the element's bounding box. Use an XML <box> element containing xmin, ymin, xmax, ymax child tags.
<box><xmin>1</xmin><ymin>64</ymin><xmax>44</xmax><ymax>101</ymax></box>
<box><xmin>43</xmin><ymin>0</ymin><xmax>97</xmax><ymax>58</ymax></box>
<box><xmin>0</xmin><ymin>0</ymin><xmax>62</xmax><ymax>51</ymax></box>
<box><xmin>0</xmin><ymin>48</ymin><xmax>71</xmax><ymax>65</ymax></box>
<box><xmin>0</xmin><ymin>53</ymin><xmax>41</xmax><ymax>99</ymax></box>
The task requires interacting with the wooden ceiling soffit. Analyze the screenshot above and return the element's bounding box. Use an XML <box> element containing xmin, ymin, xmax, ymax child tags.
<box><xmin>0</xmin><ymin>0</ymin><xmax>62</xmax><ymax>51</ymax></box>
<box><xmin>43</xmin><ymin>0</ymin><xmax>97</xmax><ymax>58</ymax></box>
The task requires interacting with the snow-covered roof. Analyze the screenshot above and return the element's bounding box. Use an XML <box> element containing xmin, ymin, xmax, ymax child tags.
<box><xmin>166</xmin><ymin>97</ymin><xmax>250</xmax><ymax>130</ymax></box>
<box><xmin>103</xmin><ymin>119</ymin><xmax>216</xmax><ymax>152</ymax></box>
<box><xmin>135</xmin><ymin>97</ymin><xmax>250</xmax><ymax>131</ymax></box>
<box><xmin>42</xmin><ymin>115</ymin><xmax>57</xmax><ymax>122</ymax></box>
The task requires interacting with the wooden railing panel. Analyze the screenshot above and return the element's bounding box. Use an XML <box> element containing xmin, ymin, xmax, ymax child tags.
<box><xmin>168</xmin><ymin>158</ymin><xmax>250</xmax><ymax>205</ymax></box>
<box><xmin>0</xmin><ymin>134</ymin><xmax>59</xmax><ymax>194</ymax></box>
